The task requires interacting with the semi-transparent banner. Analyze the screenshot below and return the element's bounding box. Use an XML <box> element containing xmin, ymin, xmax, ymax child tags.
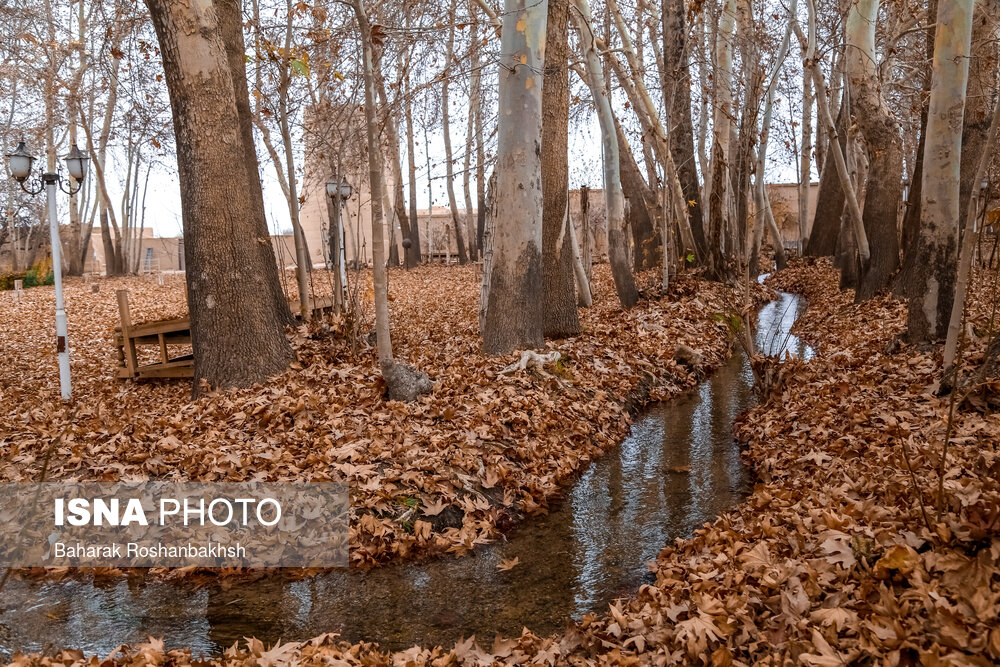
<box><xmin>0</xmin><ymin>482</ymin><xmax>348</xmax><ymax>568</ymax></box>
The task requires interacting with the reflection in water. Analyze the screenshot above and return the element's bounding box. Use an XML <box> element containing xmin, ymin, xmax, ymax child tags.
<box><xmin>0</xmin><ymin>294</ymin><xmax>810</xmax><ymax>659</ymax></box>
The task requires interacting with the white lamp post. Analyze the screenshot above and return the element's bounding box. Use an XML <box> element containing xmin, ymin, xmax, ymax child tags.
<box><xmin>326</xmin><ymin>177</ymin><xmax>353</xmax><ymax>308</ymax></box>
<box><xmin>6</xmin><ymin>140</ymin><xmax>89</xmax><ymax>400</ymax></box>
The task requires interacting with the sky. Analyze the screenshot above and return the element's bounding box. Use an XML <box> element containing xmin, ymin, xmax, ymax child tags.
<box><xmin>113</xmin><ymin>90</ymin><xmax>805</xmax><ymax>240</ymax></box>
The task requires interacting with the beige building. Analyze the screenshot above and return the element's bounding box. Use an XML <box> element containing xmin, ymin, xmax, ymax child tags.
<box><xmin>763</xmin><ymin>182</ymin><xmax>820</xmax><ymax>247</ymax></box>
<box><xmin>84</xmin><ymin>229</ymin><xmax>301</xmax><ymax>275</ymax></box>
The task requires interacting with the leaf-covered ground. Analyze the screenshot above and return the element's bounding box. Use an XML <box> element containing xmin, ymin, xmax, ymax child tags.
<box><xmin>10</xmin><ymin>259</ymin><xmax>999</xmax><ymax>665</ymax></box>
<box><xmin>12</xmin><ymin>258</ymin><xmax>998</xmax><ymax>666</ymax></box>
<box><xmin>0</xmin><ymin>264</ymin><xmax>749</xmax><ymax>572</ymax></box>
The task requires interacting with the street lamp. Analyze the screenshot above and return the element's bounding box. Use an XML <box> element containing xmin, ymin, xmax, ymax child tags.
<box><xmin>325</xmin><ymin>177</ymin><xmax>352</xmax><ymax>310</ymax></box>
<box><xmin>326</xmin><ymin>177</ymin><xmax>353</xmax><ymax>201</ymax></box>
<box><xmin>6</xmin><ymin>140</ymin><xmax>89</xmax><ymax>400</ymax></box>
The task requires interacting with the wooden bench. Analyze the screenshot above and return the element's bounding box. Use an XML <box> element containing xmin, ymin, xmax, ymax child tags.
<box><xmin>114</xmin><ymin>290</ymin><xmax>340</xmax><ymax>380</ymax></box>
<box><xmin>114</xmin><ymin>290</ymin><xmax>194</xmax><ymax>379</ymax></box>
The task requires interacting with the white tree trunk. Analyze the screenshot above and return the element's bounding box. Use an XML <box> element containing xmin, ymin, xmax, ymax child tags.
<box><xmin>942</xmin><ymin>50</ymin><xmax>1000</xmax><ymax>368</ymax></box>
<box><xmin>480</xmin><ymin>0</ymin><xmax>546</xmax><ymax>354</ymax></box>
<box><xmin>907</xmin><ymin>0</ymin><xmax>976</xmax><ymax>342</ymax></box>
<box><xmin>570</xmin><ymin>0</ymin><xmax>638</xmax><ymax>307</ymax></box>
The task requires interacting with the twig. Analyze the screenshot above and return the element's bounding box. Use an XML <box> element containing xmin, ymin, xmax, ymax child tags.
<box><xmin>900</xmin><ymin>436</ymin><xmax>933</xmax><ymax>533</ymax></box>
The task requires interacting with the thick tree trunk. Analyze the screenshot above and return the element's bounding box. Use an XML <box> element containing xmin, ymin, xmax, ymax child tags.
<box><xmin>217</xmin><ymin>0</ymin><xmax>293</xmax><ymax>325</ymax></box>
<box><xmin>662</xmin><ymin>0</ymin><xmax>706</xmax><ymax>258</ymax></box>
<box><xmin>481</xmin><ymin>0</ymin><xmax>546</xmax><ymax>354</ymax></box>
<box><xmin>846</xmin><ymin>0</ymin><xmax>902</xmax><ymax>301</ymax></box>
<box><xmin>804</xmin><ymin>97</ymin><xmax>846</xmax><ymax>257</ymax></box>
<box><xmin>540</xmin><ymin>0</ymin><xmax>580</xmax><ymax>338</ymax></box>
<box><xmin>907</xmin><ymin>0</ymin><xmax>976</xmax><ymax>342</ymax></box>
<box><xmin>145</xmin><ymin>0</ymin><xmax>294</xmax><ymax>390</ymax></box>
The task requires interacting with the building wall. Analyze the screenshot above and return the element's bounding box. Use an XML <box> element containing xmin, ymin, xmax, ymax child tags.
<box><xmin>85</xmin><ymin>232</ymin><xmax>300</xmax><ymax>275</ymax></box>
<box><xmin>765</xmin><ymin>182</ymin><xmax>821</xmax><ymax>245</ymax></box>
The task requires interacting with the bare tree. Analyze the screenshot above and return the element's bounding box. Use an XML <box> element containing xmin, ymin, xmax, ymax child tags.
<box><xmin>907</xmin><ymin>0</ymin><xmax>976</xmax><ymax>342</ymax></box>
<box><xmin>481</xmin><ymin>0</ymin><xmax>546</xmax><ymax>354</ymax></box>
<box><xmin>144</xmin><ymin>0</ymin><xmax>295</xmax><ymax>391</ymax></box>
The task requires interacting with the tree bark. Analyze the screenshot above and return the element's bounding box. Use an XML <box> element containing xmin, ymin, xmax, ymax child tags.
<box><xmin>907</xmin><ymin>0</ymin><xmax>976</xmax><ymax>342</ymax></box>
<box><xmin>145</xmin><ymin>0</ymin><xmax>295</xmax><ymax>391</ymax></box>
<box><xmin>372</xmin><ymin>48</ymin><xmax>417</xmax><ymax>269</ymax></box>
<box><xmin>541</xmin><ymin>0</ymin><xmax>580</xmax><ymax>338</ymax></box>
<box><xmin>959</xmin><ymin>0</ymin><xmax>999</xmax><ymax>232</ymax></box>
<box><xmin>352</xmin><ymin>0</ymin><xmax>394</xmax><ymax>361</ymax></box>
<box><xmin>706</xmin><ymin>0</ymin><xmax>737</xmax><ymax>281</ymax></box>
<box><xmin>943</xmin><ymin>75</ymin><xmax>1000</xmax><ymax>373</ymax></box>
<box><xmin>894</xmin><ymin>0</ymin><xmax>937</xmax><ymax>297</ymax></box>
<box><xmin>661</xmin><ymin>0</ymin><xmax>706</xmax><ymax>258</ymax></box>
<box><xmin>846</xmin><ymin>0</ymin><xmax>902</xmax><ymax>301</ymax></box>
<box><xmin>401</xmin><ymin>24</ymin><xmax>423</xmax><ymax>265</ymax></box>
<box><xmin>217</xmin><ymin>0</ymin><xmax>294</xmax><ymax>326</ymax></box>
<box><xmin>481</xmin><ymin>0</ymin><xmax>546</xmax><ymax>354</ymax></box>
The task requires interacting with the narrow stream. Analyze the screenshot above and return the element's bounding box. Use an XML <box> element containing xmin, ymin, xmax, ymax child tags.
<box><xmin>0</xmin><ymin>292</ymin><xmax>811</xmax><ymax>659</ymax></box>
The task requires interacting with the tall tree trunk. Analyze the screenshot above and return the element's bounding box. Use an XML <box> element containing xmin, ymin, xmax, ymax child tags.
<box><xmin>442</xmin><ymin>0</ymin><xmax>469</xmax><ymax>265</ymax></box>
<box><xmin>706</xmin><ymin>0</ymin><xmax>737</xmax><ymax>281</ymax></box>
<box><xmin>376</xmin><ymin>48</ymin><xmax>417</xmax><ymax>268</ymax></box>
<box><xmin>571</xmin><ymin>0</ymin><xmax>639</xmax><ymax>307</ymax></box>
<box><xmin>795</xmin><ymin>5</ymin><xmax>870</xmax><ymax>265</ymax></box>
<box><xmin>943</xmin><ymin>76</ymin><xmax>1000</xmax><ymax>373</ymax></box>
<box><xmin>541</xmin><ymin>0</ymin><xmax>580</xmax><ymax>338</ymax></box>
<box><xmin>217</xmin><ymin>0</ymin><xmax>294</xmax><ymax>326</ymax></box>
<box><xmin>806</xmin><ymin>98</ymin><xmax>848</xmax><ymax>256</ymax></box>
<box><xmin>580</xmin><ymin>185</ymin><xmax>592</xmax><ymax>282</ymax></box>
<box><xmin>959</xmin><ymin>0</ymin><xmax>999</xmax><ymax>230</ymax></box>
<box><xmin>145</xmin><ymin>0</ymin><xmax>295</xmax><ymax>391</ymax></box>
<box><xmin>463</xmin><ymin>13</ymin><xmax>482</xmax><ymax>262</ymax></box>
<box><xmin>846</xmin><ymin>0</ymin><xmax>902</xmax><ymax>301</ymax></box>
<box><xmin>798</xmin><ymin>65</ymin><xmax>814</xmax><ymax>251</ymax></box>
<box><xmin>895</xmin><ymin>0</ymin><xmax>937</xmax><ymax>297</ymax></box>
<box><xmin>907</xmin><ymin>0</ymin><xmax>976</xmax><ymax>342</ymax></box>
<box><xmin>351</xmin><ymin>0</ymin><xmax>393</xmax><ymax>362</ymax></box>
<box><xmin>662</xmin><ymin>0</ymin><xmax>706</xmax><ymax>258</ymax></box>
<box><xmin>470</xmin><ymin>4</ymin><xmax>488</xmax><ymax>255</ymax></box>
<box><xmin>402</xmin><ymin>28</ymin><xmax>423</xmax><ymax>265</ymax></box>
<box><xmin>750</xmin><ymin>0</ymin><xmax>795</xmax><ymax>276</ymax></box>
<box><xmin>481</xmin><ymin>0</ymin><xmax>546</xmax><ymax>354</ymax></box>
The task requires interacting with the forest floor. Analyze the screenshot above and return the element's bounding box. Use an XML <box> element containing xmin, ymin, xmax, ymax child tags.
<box><xmin>11</xmin><ymin>258</ymin><xmax>998</xmax><ymax>666</ymax></box>
<box><xmin>0</xmin><ymin>263</ymin><xmax>758</xmax><ymax>574</ymax></box>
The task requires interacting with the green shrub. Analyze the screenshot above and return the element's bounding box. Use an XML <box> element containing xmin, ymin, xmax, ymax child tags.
<box><xmin>22</xmin><ymin>267</ymin><xmax>54</xmax><ymax>288</ymax></box>
<box><xmin>0</xmin><ymin>272</ymin><xmax>26</xmax><ymax>290</ymax></box>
